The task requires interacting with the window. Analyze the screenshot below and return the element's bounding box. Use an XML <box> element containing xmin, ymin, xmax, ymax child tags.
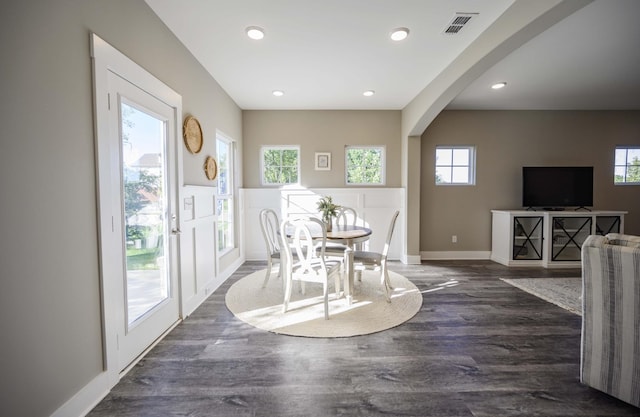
<box><xmin>345</xmin><ymin>146</ymin><xmax>385</xmax><ymax>185</ymax></box>
<box><xmin>217</xmin><ymin>133</ymin><xmax>235</xmax><ymax>253</ymax></box>
<box><xmin>435</xmin><ymin>146</ymin><xmax>476</xmax><ymax>185</ymax></box>
<box><xmin>261</xmin><ymin>146</ymin><xmax>299</xmax><ymax>185</ymax></box>
<box><xmin>614</xmin><ymin>146</ymin><xmax>640</xmax><ymax>184</ymax></box>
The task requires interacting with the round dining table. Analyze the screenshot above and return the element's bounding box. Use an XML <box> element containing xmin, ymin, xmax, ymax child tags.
<box><xmin>325</xmin><ymin>225</ymin><xmax>371</xmax><ymax>247</ymax></box>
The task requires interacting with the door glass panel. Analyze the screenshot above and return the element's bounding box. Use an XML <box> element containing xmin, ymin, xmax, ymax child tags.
<box><xmin>121</xmin><ymin>102</ymin><xmax>168</xmax><ymax>326</ymax></box>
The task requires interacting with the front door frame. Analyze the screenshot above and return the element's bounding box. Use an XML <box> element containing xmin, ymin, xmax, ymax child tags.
<box><xmin>91</xmin><ymin>33</ymin><xmax>184</xmax><ymax>386</ymax></box>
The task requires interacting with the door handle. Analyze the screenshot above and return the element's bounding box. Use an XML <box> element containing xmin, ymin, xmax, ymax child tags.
<box><xmin>171</xmin><ymin>213</ymin><xmax>180</xmax><ymax>235</ymax></box>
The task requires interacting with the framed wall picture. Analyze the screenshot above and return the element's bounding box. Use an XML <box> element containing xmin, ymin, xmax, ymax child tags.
<box><xmin>315</xmin><ymin>152</ymin><xmax>331</xmax><ymax>171</ymax></box>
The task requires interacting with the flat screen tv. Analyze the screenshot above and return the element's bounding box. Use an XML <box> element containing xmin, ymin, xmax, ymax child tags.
<box><xmin>522</xmin><ymin>166</ymin><xmax>593</xmax><ymax>210</ymax></box>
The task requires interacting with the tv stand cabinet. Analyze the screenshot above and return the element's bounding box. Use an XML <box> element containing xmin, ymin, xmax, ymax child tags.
<box><xmin>491</xmin><ymin>210</ymin><xmax>626</xmax><ymax>268</ymax></box>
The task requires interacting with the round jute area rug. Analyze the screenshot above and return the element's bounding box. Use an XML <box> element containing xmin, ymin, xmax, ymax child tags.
<box><xmin>225</xmin><ymin>269</ymin><xmax>423</xmax><ymax>338</ymax></box>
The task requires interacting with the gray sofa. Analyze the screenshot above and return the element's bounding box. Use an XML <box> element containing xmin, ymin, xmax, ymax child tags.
<box><xmin>581</xmin><ymin>233</ymin><xmax>640</xmax><ymax>408</ymax></box>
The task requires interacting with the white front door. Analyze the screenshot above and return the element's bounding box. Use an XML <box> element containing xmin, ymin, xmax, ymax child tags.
<box><xmin>107</xmin><ymin>73</ymin><xmax>181</xmax><ymax>371</ymax></box>
<box><xmin>92</xmin><ymin>33</ymin><xmax>183</xmax><ymax>382</ymax></box>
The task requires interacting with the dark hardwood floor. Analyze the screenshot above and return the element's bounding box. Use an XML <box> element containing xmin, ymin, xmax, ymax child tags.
<box><xmin>88</xmin><ymin>260</ymin><xmax>640</xmax><ymax>417</ymax></box>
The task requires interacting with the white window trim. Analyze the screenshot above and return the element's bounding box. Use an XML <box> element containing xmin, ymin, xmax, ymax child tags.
<box><xmin>345</xmin><ymin>145</ymin><xmax>386</xmax><ymax>186</ymax></box>
<box><xmin>260</xmin><ymin>145</ymin><xmax>300</xmax><ymax>186</ymax></box>
<box><xmin>216</xmin><ymin>131</ymin><xmax>235</xmax><ymax>256</ymax></box>
<box><xmin>435</xmin><ymin>145</ymin><xmax>476</xmax><ymax>186</ymax></box>
<box><xmin>614</xmin><ymin>145</ymin><xmax>640</xmax><ymax>185</ymax></box>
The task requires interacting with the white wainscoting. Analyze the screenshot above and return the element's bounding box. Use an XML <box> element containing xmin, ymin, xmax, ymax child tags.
<box><xmin>180</xmin><ymin>185</ymin><xmax>240</xmax><ymax>316</ymax></box>
<box><xmin>241</xmin><ymin>187</ymin><xmax>405</xmax><ymax>261</ymax></box>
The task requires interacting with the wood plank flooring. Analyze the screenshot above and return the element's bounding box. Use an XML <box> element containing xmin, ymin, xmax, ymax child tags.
<box><xmin>88</xmin><ymin>261</ymin><xmax>640</xmax><ymax>416</ymax></box>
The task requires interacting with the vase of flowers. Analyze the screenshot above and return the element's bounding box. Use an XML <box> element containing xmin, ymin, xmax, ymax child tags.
<box><xmin>316</xmin><ymin>196</ymin><xmax>340</xmax><ymax>232</ymax></box>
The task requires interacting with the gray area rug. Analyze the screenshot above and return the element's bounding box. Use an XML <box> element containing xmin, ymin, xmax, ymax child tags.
<box><xmin>500</xmin><ymin>277</ymin><xmax>582</xmax><ymax>315</ymax></box>
<box><xmin>226</xmin><ymin>269</ymin><xmax>423</xmax><ymax>337</ymax></box>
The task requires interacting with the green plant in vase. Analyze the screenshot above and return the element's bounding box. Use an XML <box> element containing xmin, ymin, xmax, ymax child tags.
<box><xmin>316</xmin><ymin>196</ymin><xmax>340</xmax><ymax>232</ymax></box>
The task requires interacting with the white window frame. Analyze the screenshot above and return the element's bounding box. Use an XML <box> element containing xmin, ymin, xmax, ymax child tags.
<box><xmin>614</xmin><ymin>146</ymin><xmax>640</xmax><ymax>185</ymax></box>
<box><xmin>216</xmin><ymin>131</ymin><xmax>235</xmax><ymax>255</ymax></box>
<box><xmin>260</xmin><ymin>145</ymin><xmax>300</xmax><ymax>186</ymax></box>
<box><xmin>345</xmin><ymin>145</ymin><xmax>386</xmax><ymax>186</ymax></box>
<box><xmin>435</xmin><ymin>145</ymin><xmax>476</xmax><ymax>186</ymax></box>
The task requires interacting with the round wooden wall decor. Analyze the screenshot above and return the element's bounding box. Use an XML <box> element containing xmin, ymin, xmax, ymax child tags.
<box><xmin>183</xmin><ymin>116</ymin><xmax>203</xmax><ymax>154</ymax></box>
<box><xmin>204</xmin><ymin>156</ymin><xmax>218</xmax><ymax>180</ymax></box>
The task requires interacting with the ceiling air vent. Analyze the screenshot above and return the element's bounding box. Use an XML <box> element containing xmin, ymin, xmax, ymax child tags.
<box><xmin>443</xmin><ymin>13</ymin><xmax>477</xmax><ymax>35</ymax></box>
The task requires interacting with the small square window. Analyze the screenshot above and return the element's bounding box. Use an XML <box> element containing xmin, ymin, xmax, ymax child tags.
<box><xmin>614</xmin><ymin>146</ymin><xmax>640</xmax><ymax>185</ymax></box>
<box><xmin>261</xmin><ymin>146</ymin><xmax>299</xmax><ymax>185</ymax></box>
<box><xmin>345</xmin><ymin>146</ymin><xmax>385</xmax><ymax>185</ymax></box>
<box><xmin>435</xmin><ymin>146</ymin><xmax>476</xmax><ymax>185</ymax></box>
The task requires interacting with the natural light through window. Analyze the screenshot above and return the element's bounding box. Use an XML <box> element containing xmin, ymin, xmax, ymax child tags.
<box><xmin>345</xmin><ymin>146</ymin><xmax>385</xmax><ymax>185</ymax></box>
<box><xmin>120</xmin><ymin>101</ymin><xmax>169</xmax><ymax>326</ymax></box>
<box><xmin>614</xmin><ymin>146</ymin><xmax>640</xmax><ymax>184</ymax></box>
<box><xmin>217</xmin><ymin>133</ymin><xmax>235</xmax><ymax>253</ymax></box>
<box><xmin>261</xmin><ymin>146</ymin><xmax>299</xmax><ymax>185</ymax></box>
<box><xmin>435</xmin><ymin>146</ymin><xmax>476</xmax><ymax>185</ymax></box>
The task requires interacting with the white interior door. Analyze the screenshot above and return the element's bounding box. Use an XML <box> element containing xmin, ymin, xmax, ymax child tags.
<box><xmin>107</xmin><ymin>72</ymin><xmax>180</xmax><ymax>371</ymax></box>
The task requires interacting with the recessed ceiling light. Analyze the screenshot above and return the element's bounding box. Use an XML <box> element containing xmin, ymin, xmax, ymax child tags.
<box><xmin>390</xmin><ymin>27</ymin><xmax>409</xmax><ymax>41</ymax></box>
<box><xmin>272</xmin><ymin>90</ymin><xmax>284</xmax><ymax>97</ymax></box>
<box><xmin>246</xmin><ymin>26</ymin><xmax>265</xmax><ymax>40</ymax></box>
<box><xmin>491</xmin><ymin>82</ymin><xmax>507</xmax><ymax>90</ymax></box>
<box><xmin>363</xmin><ymin>90</ymin><xmax>375</xmax><ymax>97</ymax></box>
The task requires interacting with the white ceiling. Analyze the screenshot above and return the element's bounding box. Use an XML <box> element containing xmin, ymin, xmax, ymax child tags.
<box><xmin>145</xmin><ymin>0</ymin><xmax>640</xmax><ymax>111</ymax></box>
<box><xmin>448</xmin><ymin>0</ymin><xmax>640</xmax><ymax>110</ymax></box>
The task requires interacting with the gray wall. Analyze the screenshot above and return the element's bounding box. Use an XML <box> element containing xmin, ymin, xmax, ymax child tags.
<box><xmin>0</xmin><ymin>1</ymin><xmax>241</xmax><ymax>416</ymax></box>
<box><xmin>420</xmin><ymin>110</ymin><xmax>640</xmax><ymax>253</ymax></box>
<box><xmin>243</xmin><ymin>110</ymin><xmax>401</xmax><ymax>188</ymax></box>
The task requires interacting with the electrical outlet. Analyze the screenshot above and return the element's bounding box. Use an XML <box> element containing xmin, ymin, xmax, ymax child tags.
<box><xmin>452</xmin><ymin>235</ymin><xmax>457</xmax><ymax>243</ymax></box>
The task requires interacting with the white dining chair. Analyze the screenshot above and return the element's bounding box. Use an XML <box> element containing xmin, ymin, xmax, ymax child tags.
<box><xmin>259</xmin><ymin>208</ymin><xmax>282</xmax><ymax>288</ymax></box>
<box><xmin>353</xmin><ymin>210</ymin><xmax>400</xmax><ymax>302</ymax></box>
<box><xmin>323</xmin><ymin>206</ymin><xmax>359</xmax><ymax>257</ymax></box>
<box><xmin>322</xmin><ymin>206</ymin><xmax>360</xmax><ymax>292</ymax></box>
<box><xmin>335</xmin><ymin>206</ymin><xmax>358</xmax><ymax>227</ymax></box>
<box><xmin>280</xmin><ymin>217</ymin><xmax>342</xmax><ymax>320</ymax></box>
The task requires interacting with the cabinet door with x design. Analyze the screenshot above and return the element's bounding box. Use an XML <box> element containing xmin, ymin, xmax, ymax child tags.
<box><xmin>513</xmin><ymin>216</ymin><xmax>544</xmax><ymax>261</ymax></box>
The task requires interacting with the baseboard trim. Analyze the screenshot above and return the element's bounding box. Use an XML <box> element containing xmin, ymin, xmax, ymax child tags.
<box><xmin>50</xmin><ymin>372</ymin><xmax>110</xmax><ymax>417</ymax></box>
<box><xmin>421</xmin><ymin>251</ymin><xmax>491</xmax><ymax>260</ymax></box>
<box><xmin>206</xmin><ymin>255</ymin><xmax>245</xmax><ymax>295</ymax></box>
<box><xmin>401</xmin><ymin>254</ymin><xmax>422</xmax><ymax>264</ymax></box>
